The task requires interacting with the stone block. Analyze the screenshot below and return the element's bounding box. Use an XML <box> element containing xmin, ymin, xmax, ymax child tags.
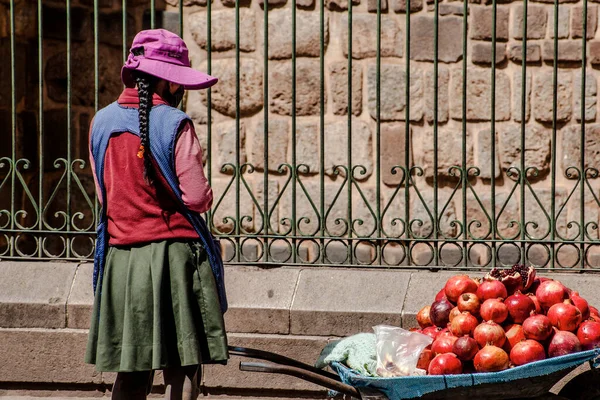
<box><xmin>509</xmin><ymin>43</ymin><xmax>542</xmax><ymax>63</ymax></box>
<box><xmin>368</xmin><ymin>0</ymin><xmax>388</xmax><ymax>12</ymax></box>
<box><xmin>329</xmin><ymin>62</ymin><xmax>362</xmax><ymax>116</ymax></box>
<box><xmin>269</xmin><ymin>59</ymin><xmax>323</xmax><ymax>116</ymax></box>
<box><xmin>0</xmin><ymin>328</ymin><xmax>101</xmax><ymax>383</ymax></box>
<box><xmin>467</xmin><ymin>192</ymin><xmax>520</xmax><ymax>240</ymax></box>
<box><xmin>470</xmin><ymin>6</ymin><xmax>509</xmax><ymax>41</ymax></box>
<box><xmin>381</xmin><ymin>123</ymin><xmax>411</xmax><ymax>186</ymax></box>
<box><xmin>533</xmin><ymin>71</ymin><xmax>572</xmax><ymax>122</ymax></box>
<box><xmin>341</xmin><ymin>14</ymin><xmax>403</xmax><ymax>59</ymax></box>
<box><xmin>295</xmin><ymin>121</ymin><xmax>320</xmax><ymax>174</ymax></box>
<box><xmin>367</xmin><ymin>64</ymin><xmax>423</xmax><ymax>122</ymax></box>
<box><xmin>499</xmin><ymin>125</ymin><xmax>551</xmax><ymax>177</ymax></box>
<box><xmin>512</xmin><ymin>5</ymin><xmax>547</xmax><ymax>40</ymax></box>
<box><xmin>267</xmin><ymin>10</ymin><xmax>328</xmax><ymax>60</ymax></box>
<box><xmin>0</xmin><ymin>262</ymin><xmax>77</xmax><ymax>329</ymax></box>
<box><xmin>165</xmin><ymin>0</ymin><xmax>207</xmax><ymax>6</ymax></box>
<box><xmin>591</xmin><ymin>41</ymin><xmax>600</xmax><ymax>65</ymax></box>
<box><xmin>211</xmin><ymin>121</ymin><xmax>246</xmax><ymax>174</ymax></box>
<box><xmin>450</xmin><ymin>68</ymin><xmax>511</xmax><ymax>121</ymax></box>
<box><xmin>189</xmin><ymin>9</ymin><xmax>255</xmax><ymax>53</ymax></box>
<box><xmin>324</xmin><ymin>119</ymin><xmax>373</xmax><ymax>178</ymax></box>
<box><xmin>572</xmin><ymin>5</ymin><xmax>598</xmax><ymax>39</ymax></box>
<box><xmin>424</xmin><ymin>67</ymin><xmax>449</xmax><ymax>123</ymax></box>
<box><xmin>290</xmin><ymin>269</ymin><xmax>409</xmax><ymax>336</ymax></box>
<box><xmin>574</xmin><ymin>71</ymin><xmax>597</xmax><ymax>122</ymax></box>
<box><xmin>542</xmin><ymin>41</ymin><xmax>583</xmax><ymax>63</ymax></box>
<box><xmin>438</xmin><ymin>3</ymin><xmax>465</xmax><ymax>15</ymax></box>
<box><xmin>326</xmin><ymin>0</ymin><xmax>359</xmax><ymax>10</ymax></box>
<box><xmin>98</xmin><ymin>11</ymin><xmax>136</xmax><ymax>47</ymax></box>
<box><xmin>66</xmin><ymin>263</ymin><xmax>94</xmax><ymax>330</ymax></box>
<box><xmin>43</xmin><ymin>5</ymin><xmax>90</xmax><ymax>42</ymax></box>
<box><xmin>410</xmin><ymin>16</ymin><xmax>463</xmax><ymax>62</ymax></box>
<box><xmin>471</xmin><ymin>42</ymin><xmax>507</xmax><ymax>64</ymax></box>
<box><xmin>259</xmin><ymin>0</ymin><xmax>288</xmax><ymax>6</ymax></box>
<box><xmin>513</xmin><ymin>70</ymin><xmax>532</xmax><ymax>122</ymax></box>
<box><xmin>250</xmin><ymin>119</ymin><xmax>289</xmax><ymax>172</ymax></box>
<box><xmin>549</xmin><ymin>6</ymin><xmax>570</xmax><ymax>39</ymax></box>
<box><xmin>223</xmin><ymin>266</ymin><xmax>299</xmax><ymax>334</ymax></box>
<box><xmin>200</xmin><ymin>58</ymin><xmax>263</xmax><ymax>117</ymax></box>
<box><xmin>562</xmin><ymin>124</ymin><xmax>600</xmax><ymax>179</ymax></box>
<box><xmin>203</xmin><ymin>333</ymin><xmax>329</xmax><ymax>391</ymax></box>
<box><xmin>392</xmin><ymin>0</ymin><xmax>422</xmax><ymax>12</ymax></box>
<box><xmin>419</xmin><ymin>127</ymin><xmax>473</xmax><ymax>179</ymax></box>
<box><xmin>297</xmin><ymin>0</ymin><xmax>315</xmax><ymax>7</ymax></box>
<box><xmin>475</xmin><ymin>129</ymin><xmax>500</xmax><ymax>179</ymax></box>
<box><xmin>186</xmin><ymin>90</ymin><xmax>211</xmax><ymax>125</ymax></box>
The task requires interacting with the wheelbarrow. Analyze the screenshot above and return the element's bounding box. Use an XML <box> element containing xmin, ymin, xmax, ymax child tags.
<box><xmin>229</xmin><ymin>346</ymin><xmax>600</xmax><ymax>400</ymax></box>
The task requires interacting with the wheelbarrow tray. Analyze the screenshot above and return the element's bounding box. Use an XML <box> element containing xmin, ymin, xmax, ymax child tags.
<box><xmin>330</xmin><ymin>349</ymin><xmax>600</xmax><ymax>400</ymax></box>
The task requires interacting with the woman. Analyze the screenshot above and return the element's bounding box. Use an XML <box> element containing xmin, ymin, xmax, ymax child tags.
<box><xmin>85</xmin><ymin>29</ymin><xmax>228</xmax><ymax>400</ymax></box>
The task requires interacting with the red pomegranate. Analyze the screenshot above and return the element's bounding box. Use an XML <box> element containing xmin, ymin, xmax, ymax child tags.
<box><xmin>477</xmin><ymin>280</ymin><xmax>508</xmax><ymax>301</ymax></box>
<box><xmin>522</xmin><ymin>314</ymin><xmax>553</xmax><ymax>341</ymax></box>
<box><xmin>453</xmin><ymin>336</ymin><xmax>479</xmax><ymax>361</ymax></box>
<box><xmin>450</xmin><ymin>312</ymin><xmax>478</xmax><ymax>337</ymax></box>
<box><xmin>480</xmin><ymin>299</ymin><xmax>509</xmax><ymax>324</ymax></box>
<box><xmin>417</xmin><ymin>348</ymin><xmax>435</xmax><ymax>370</ymax></box>
<box><xmin>504</xmin><ymin>324</ymin><xmax>526</xmax><ymax>352</ymax></box>
<box><xmin>422</xmin><ymin>326</ymin><xmax>443</xmax><ymax>341</ymax></box>
<box><xmin>432</xmin><ymin>335</ymin><xmax>459</xmax><ymax>355</ymax></box>
<box><xmin>449</xmin><ymin>307</ymin><xmax>461</xmax><ymax>323</ymax></box>
<box><xmin>510</xmin><ymin>340</ymin><xmax>546</xmax><ymax>366</ymax></box>
<box><xmin>577</xmin><ymin>320</ymin><xmax>600</xmax><ymax>350</ymax></box>
<box><xmin>570</xmin><ymin>292</ymin><xmax>590</xmax><ymax>320</ymax></box>
<box><xmin>458</xmin><ymin>293</ymin><xmax>481</xmax><ymax>316</ymax></box>
<box><xmin>590</xmin><ymin>306</ymin><xmax>599</xmax><ymax>316</ymax></box>
<box><xmin>484</xmin><ymin>265</ymin><xmax>536</xmax><ymax>295</ymax></box>
<box><xmin>430</xmin><ymin>298</ymin><xmax>454</xmax><ymax>328</ymax></box>
<box><xmin>547</xmin><ymin>300</ymin><xmax>582</xmax><ymax>332</ymax></box>
<box><xmin>445</xmin><ymin>275</ymin><xmax>478</xmax><ymax>303</ymax></box>
<box><xmin>417</xmin><ymin>305</ymin><xmax>433</xmax><ymax>328</ymax></box>
<box><xmin>474</xmin><ymin>321</ymin><xmax>506</xmax><ymax>348</ymax></box>
<box><xmin>528</xmin><ymin>277</ymin><xmax>551</xmax><ymax>294</ymax></box>
<box><xmin>548</xmin><ymin>330</ymin><xmax>582</xmax><ymax>358</ymax></box>
<box><xmin>528</xmin><ymin>294</ymin><xmax>542</xmax><ymax>314</ymax></box>
<box><xmin>536</xmin><ymin>280</ymin><xmax>568</xmax><ymax>310</ymax></box>
<box><xmin>474</xmin><ymin>345</ymin><xmax>510</xmax><ymax>372</ymax></box>
<box><xmin>505</xmin><ymin>291</ymin><xmax>536</xmax><ymax>324</ymax></box>
<box><xmin>435</xmin><ymin>288</ymin><xmax>448</xmax><ymax>302</ymax></box>
<box><xmin>428</xmin><ymin>353</ymin><xmax>463</xmax><ymax>375</ymax></box>
<box><xmin>438</xmin><ymin>327</ymin><xmax>453</xmax><ymax>338</ymax></box>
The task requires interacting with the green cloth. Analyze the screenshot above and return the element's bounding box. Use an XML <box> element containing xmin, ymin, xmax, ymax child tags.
<box><xmin>315</xmin><ymin>333</ymin><xmax>377</xmax><ymax>377</ymax></box>
<box><xmin>85</xmin><ymin>240</ymin><xmax>228</xmax><ymax>372</ymax></box>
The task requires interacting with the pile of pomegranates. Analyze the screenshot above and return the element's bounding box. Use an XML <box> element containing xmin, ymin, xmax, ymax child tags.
<box><xmin>413</xmin><ymin>265</ymin><xmax>600</xmax><ymax>376</ymax></box>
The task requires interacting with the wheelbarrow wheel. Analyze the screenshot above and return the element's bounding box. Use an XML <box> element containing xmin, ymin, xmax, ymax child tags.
<box><xmin>557</xmin><ymin>368</ymin><xmax>600</xmax><ymax>400</ymax></box>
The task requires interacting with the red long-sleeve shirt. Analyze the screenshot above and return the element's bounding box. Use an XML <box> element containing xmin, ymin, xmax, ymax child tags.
<box><xmin>89</xmin><ymin>89</ymin><xmax>213</xmax><ymax>246</ymax></box>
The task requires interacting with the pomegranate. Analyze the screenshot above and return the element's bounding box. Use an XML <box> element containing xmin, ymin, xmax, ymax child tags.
<box><xmin>449</xmin><ymin>307</ymin><xmax>461</xmax><ymax>323</ymax></box>
<box><xmin>590</xmin><ymin>306</ymin><xmax>599</xmax><ymax>316</ymax></box>
<box><xmin>435</xmin><ymin>288</ymin><xmax>448</xmax><ymax>302</ymax></box>
<box><xmin>450</xmin><ymin>312</ymin><xmax>478</xmax><ymax>337</ymax></box>
<box><xmin>430</xmin><ymin>299</ymin><xmax>454</xmax><ymax>328</ymax></box>
<box><xmin>480</xmin><ymin>299</ymin><xmax>509</xmax><ymax>324</ymax></box>
<box><xmin>504</xmin><ymin>324</ymin><xmax>526</xmax><ymax>352</ymax></box>
<box><xmin>547</xmin><ymin>300</ymin><xmax>582</xmax><ymax>332</ymax></box>
<box><xmin>432</xmin><ymin>335</ymin><xmax>458</xmax><ymax>355</ymax></box>
<box><xmin>528</xmin><ymin>294</ymin><xmax>542</xmax><ymax>315</ymax></box>
<box><xmin>438</xmin><ymin>327</ymin><xmax>453</xmax><ymax>337</ymax></box>
<box><xmin>477</xmin><ymin>280</ymin><xmax>508</xmax><ymax>301</ymax></box>
<box><xmin>510</xmin><ymin>340</ymin><xmax>546</xmax><ymax>366</ymax></box>
<box><xmin>422</xmin><ymin>326</ymin><xmax>443</xmax><ymax>341</ymax></box>
<box><xmin>428</xmin><ymin>353</ymin><xmax>463</xmax><ymax>375</ymax></box>
<box><xmin>522</xmin><ymin>314</ymin><xmax>553</xmax><ymax>341</ymax></box>
<box><xmin>445</xmin><ymin>275</ymin><xmax>478</xmax><ymax>303</ymax></box>
<box><xmin>570</xmin><ymin>292</ymin><xmax>590</xmax><ymax>320</ymax></box>
<box><xmin>484</xmin><ymin>264</ymin><xmax>536</xmax><ymax>295</ymax></box>
<box><xmin>548</xmin><ymin>330</ymin><xmax>582</xmax><ymax>358</ymax></box>
<box><xmin>458</xmin><ymin>293</ymin><xmax>481</xmax><ymax>316</ymax></box>
<box><xmin>577</xmin><ymin>320</ymin><xmax>600</xmax><ymax>350</ymax></box>
<box><xmin>417</xmin><ymin>348</ymin><xmax>435</xmax><ymax>370</ymax></box>
<box><xmin>536</xmin><ymin>280</ymin><xmax>568</xmax><ymax>310</ymax></box>
<box><xmin>474</xmin><ymin>321</ymin><xmax>506</xmax><ymax>348</ymax></box>
<box><xmin>417</xmin><ymin>305</ymin><xmax>433</xmax><ymax>328</ymax></box>
<box><xmin>505</xmin><ymin>291</ymin><xmax>536</xmax><ymax>324</ymax></box>
<box><xmin>453</xmin><ymin>336</ymin><xmax>479</xmax><ymax>361</ymax></box>
<box><xmin>474</xmin><ymin>345</ymin><xmax>510</xmax><ymax>372</ymax></box>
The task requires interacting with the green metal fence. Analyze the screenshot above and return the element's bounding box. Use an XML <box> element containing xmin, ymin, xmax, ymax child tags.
<box><xmin>1</xmin><ymin>0</ymin><xmax>600</xmax><ymax>270</ymax></box>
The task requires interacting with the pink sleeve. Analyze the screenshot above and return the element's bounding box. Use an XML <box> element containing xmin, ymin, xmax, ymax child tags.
<box><xmin>175</xmin><ymin>121</ymin><xmax>213</xmax><ymax>214</ymax></box>
<box><xmin>88</xmin><ymin>117</ymin><xmax>103</xmax><ymax>207</ymax></box>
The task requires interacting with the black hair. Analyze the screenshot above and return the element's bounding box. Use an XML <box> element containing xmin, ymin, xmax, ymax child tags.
<box><xmin>135</xmin><ymin>72</ymin><xmax>155</xmax><ymax>184</ymax></box>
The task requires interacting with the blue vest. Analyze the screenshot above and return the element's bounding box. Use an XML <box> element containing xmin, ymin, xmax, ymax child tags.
<box><xmin>90</xmin><ymin>102</ymin><xmax>228</xmax><ymax>314</ymax></box>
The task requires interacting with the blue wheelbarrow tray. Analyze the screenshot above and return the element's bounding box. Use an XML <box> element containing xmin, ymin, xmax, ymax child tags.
<box><xmin>331</xmin><ymin>349</ymin><xmax>600</xmax><ymax>400</ymax></box>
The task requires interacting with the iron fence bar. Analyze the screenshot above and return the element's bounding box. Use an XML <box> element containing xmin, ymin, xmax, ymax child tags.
<box><xmin>179</xmin><ymin>0</ymin><xmax>183</xmax><ymax>37</ymax></box>
<box><xmin>66</xmin><ymin>0</ymin><xmax>73</xmax><ymax>257</ymax></box>
<box><xmin>122</xmin><ymin>0</ymin><xmax>127</xmax><ymax>64</ymax></box>
<box><xmin>346</xmin><ymin>0</ymin><xmax>353</xmax><ymax>265</ymax></box>
<box><xmin>262</xmin><ymin>0</ymin><xmax>269</xmax><ymax>262</ymax></box>
<box><xmin>461</xmin><ymin>0</ymin><xmax>468</xmax><ymax>267</ymax></box>
<box><xmin>292</xmin><ymin>0</ymin><xmax>298</xmax><ymax>263</ymax></box>
<box><xmin>580</xmin><ymin>0</ymin><xmax>588</xmax><ymax>269</ymax></box>
<box><xmin>37</xmin><ymin>0</ymin><xmax>45</xmax><ymax>256</ymax></box>
<box><xmin>490</xmin><ymin>0</ymin><xmax>497</xmax><ymax>269</ymax></box>
<box><xmin>319</xmin><ymin>0</ymin><xmax>325</xmax><ymax>264</ymax></box>
<box><xmin>151</xmin><ymin>0</ymin><xmax>156</xmax><ymax>29</ymax></box>
<box><xmin>235</xmin><ymin>0</ymin><xmax>241</xmax><ymax>262</ymax></box>
<box><xmin>206</xmin><ymin>0</ymin><xmax>213</xmax><ymax>228</ymax></box>
<box><xmin>9</xmin><ymin>0</ymin><xmax>15</xmax><ymax>256</ymax></box>
<box><xmin>520</xmin><ymin>0</ymin><xmax>528</xmax><ymax>266</ymax></box>
<box><xmin>404</xmin><ymin>0</ymin><xmax>411</xmax><ymax>265</ymax></box>
<box><xmin>375</xmin><ymin>0</ymin><xmax>382</xmax><ymax>265</ymax></box>
<box><xmin>433</xmin><ymin>0</ymin><xmax>439</xmax><ymax>266</ymax></box>
<box><xmin>550</xmin><ymin>0</ymin><xmax>558</xmax><ymax>269</ymax></box>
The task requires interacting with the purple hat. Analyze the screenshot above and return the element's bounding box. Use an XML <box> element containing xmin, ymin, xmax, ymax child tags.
<box><xmin>121</xmin><ymin>29</ymin><xmax>217</xmax><ymax>90</ymax></box>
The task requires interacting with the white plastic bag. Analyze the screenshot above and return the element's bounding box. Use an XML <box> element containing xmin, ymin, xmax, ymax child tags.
<box><xmin>373</xmin><ymin>325</ymin><xmax>433</xmax><ymax>377</ymax></box>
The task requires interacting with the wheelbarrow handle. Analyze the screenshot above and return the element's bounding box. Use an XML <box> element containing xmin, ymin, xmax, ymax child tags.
<box><xmin>239</xmin><ymin>361</ymin><xmax>361</xmax><ymax>399</ymax></box>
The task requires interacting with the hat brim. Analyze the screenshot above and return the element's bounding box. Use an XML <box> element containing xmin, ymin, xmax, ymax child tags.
<box><xmin>121</xmin><ymin>58</ymin><xmax>218</xmax><ymax>90</ymax></box>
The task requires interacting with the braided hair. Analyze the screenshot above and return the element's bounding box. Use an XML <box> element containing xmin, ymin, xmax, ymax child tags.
<box><xmin>134</xmin><ymin>71</ymin><xmax>155</xmax><ymax>184</ymax></box>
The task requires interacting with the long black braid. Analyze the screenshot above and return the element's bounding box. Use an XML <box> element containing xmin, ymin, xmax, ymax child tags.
<box><xmin>135</xmin><ymin>72</ymin><xmax>155</xmax><ymax>184</ymax></box>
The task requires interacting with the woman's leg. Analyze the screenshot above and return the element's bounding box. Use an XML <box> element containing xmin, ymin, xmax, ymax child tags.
<box><xmin>112</xmin><ymin>371</ymin><xmax>153</xmax><ymax>400</ymax></box>
<box><xmin>163</xmin><ymin>365</ymin><xmax>200</xmax><ymax>400</ymax></box>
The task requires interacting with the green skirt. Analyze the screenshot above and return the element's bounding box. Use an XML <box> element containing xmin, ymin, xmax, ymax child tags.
<box><xmin>85</xmin><ymin>240</ymin><xmax>229</xmax><ymax>372</ymax></box>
